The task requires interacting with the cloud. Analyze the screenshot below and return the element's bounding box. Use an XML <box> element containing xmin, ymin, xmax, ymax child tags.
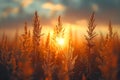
<box><xmin>21</xmin><ymin>0</ymin><xmax>33</xmax><ymax>8</ymax></box>
<box><xmin>0</xmin><ymin>0</ymin><xmax>120</xmax><ymax>27</ymax></box>
<box><xmin>62</xmin><ymin>0</ymin><xmax>120</xmax><ymax>25</ymax></box>
<box><xmin>12</xmin><ymin>7</ymin><xmax>19</xmax><ymax>14</ymax></box>
<box><xmin>41</xmin><ymin>2</ymin><xmax>66</xmax><ymax>17</ymax></box>
<box><xmin>42</xmin><ymin>2</ymin><xmax>66</xmax><ymax>11</ymax></box>
<box><xmin>91</xmin><ymin>3</ymin><xmax>99</xmax><ymax>12</ymax></box>
<box><xmin>12</xmin><ymin>0</ymin><xmax>33</xmax><ymax>7</ymax></box>
<box><xmin>1</xmin><ymin>7</ymin><xmax>19</xmax><ymax>18</ymax></box>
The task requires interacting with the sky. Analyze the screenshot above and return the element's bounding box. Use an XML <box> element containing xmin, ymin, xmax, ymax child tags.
<box><xmin>0</xmin><ymin>0</ymin><xmax>120</xmax><ymax>38</ymax></box>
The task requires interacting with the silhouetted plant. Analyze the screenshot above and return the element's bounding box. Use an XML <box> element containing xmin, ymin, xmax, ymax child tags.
<box><xmin>43</xmin><ymin>32</ymin><xmax>55</xmax><ymax>80</ymax></box>
<box><xmin>63</xmin><ymin>28</ymin><xmax>78</xmax><ymax>80</ymax></box>
<box><xmin>85</xmin><ymin>12</ymin><xmax>103</xmax><ymax>80</ymax></box>
<box><xmin>0</xmin><ymin>33</ymin><xmax>13</xmax><ymax>80</ymax></box>
<box><xmin>20</xmin><ymin>22</ymin><xmax>33</xmax><ymax>80</ymax></box>
<box><xmin>102</xmin><ymin>21</ymin><xmax>118</xmax><ymax>80</ymax></box>
<box><xmin>32</xmin><ymin>11</ymin><xmax>45</xmax><ymax>80</ymax></box>
<box><xmin>51</xmin><ymin>16</ymin><xmax>66</xmax><ymax>80</ymax></box>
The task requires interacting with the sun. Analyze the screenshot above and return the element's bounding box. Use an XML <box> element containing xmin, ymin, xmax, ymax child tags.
<box><xmin>56</xmin><ymin>37</ymin><xmax>65</xmax><ymax>46</ymax></box>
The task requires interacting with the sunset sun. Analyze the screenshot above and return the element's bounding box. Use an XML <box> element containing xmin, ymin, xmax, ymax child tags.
<box><xmin>56</xmin><ymin>37</ymin><xmax>65</xmax><ymax>46</ymax></box>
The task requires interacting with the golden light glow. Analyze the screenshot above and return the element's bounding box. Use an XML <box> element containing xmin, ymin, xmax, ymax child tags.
<box><xmin>56</xmin><ymin>37</ymin><xmax>64</xmax><ymax>46</ymax></box>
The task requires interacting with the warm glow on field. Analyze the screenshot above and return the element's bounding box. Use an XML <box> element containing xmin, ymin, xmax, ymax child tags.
<box><xmin>0</xmin><ymin>5</ymin><xmax>120</xmax><ymax>79</ymax></box>
<box><xmin>56</xmin><ymin>37</ymin><xmax>65</xmax><ymax>46</ymax></box>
